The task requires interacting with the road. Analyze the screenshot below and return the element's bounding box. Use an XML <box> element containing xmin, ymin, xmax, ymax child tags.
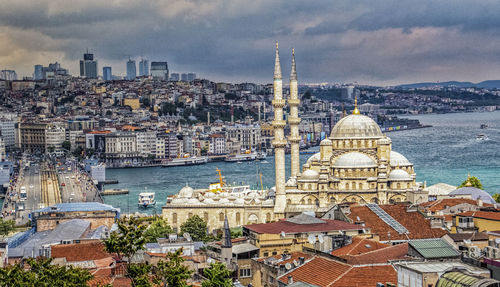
<box><xmin>58</xmin><ymin>168</ymin><xmax>84</xmax><ymax>203</ymax></box>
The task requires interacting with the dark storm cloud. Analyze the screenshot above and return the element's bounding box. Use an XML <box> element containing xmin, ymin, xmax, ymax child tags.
<box><xmin>2</xmin><ymin>0</ymin><xmax>500</xmax><ymax>85</ymax></box>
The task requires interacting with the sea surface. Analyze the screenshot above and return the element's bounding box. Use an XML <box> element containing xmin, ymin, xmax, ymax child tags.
<box><xmin>103</xmin><ymin>111</ymin><xmax>500</xmax><ymax>214</ymax></box>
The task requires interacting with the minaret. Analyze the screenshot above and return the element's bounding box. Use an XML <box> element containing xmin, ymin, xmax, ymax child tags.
<box><xmin>272</xmin><ymin>42</ymin><xmax>287</xmax><ymax>216</ymax></box>
<box><xmin>221</xmin><ymin>215</ymin><xmax>232</xmax><ymax>265</ymax></box>
<box><xmin>288</xmin><ymin>48</ymin><xmax>301</xmax><ymax>178</ymax></box>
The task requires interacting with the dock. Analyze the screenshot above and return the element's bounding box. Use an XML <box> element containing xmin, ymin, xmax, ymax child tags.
<box><xmin>102</xmin><ymin>189</ymin><xmax>129</xmax><ymax>195</ymax></box>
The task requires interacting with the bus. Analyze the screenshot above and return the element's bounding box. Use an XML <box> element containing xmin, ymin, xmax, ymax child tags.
<box><xmin>20</xmin><ymin>186</ymin><xmax>27</xmax><ymax>201</ymax></box>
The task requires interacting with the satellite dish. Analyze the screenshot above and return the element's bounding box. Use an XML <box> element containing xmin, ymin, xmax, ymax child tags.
<box><xmin>280</xmin><ymin>231</ymin><xmax>286</xmax><ymax>238</ymax></box>
<box><xmin>293</xmin><ymin>260</ymin><xmax>298</xmax><ymax>267</ymax></box>
<box><xmin>318</xmin><ymin>234</ymin><xmax>324</xmax><ymax>243</ymax></box>
<box><xmin>308</xmin><ymin>234</ymin><xmax>316</xmax><ymax>244</ymax></box>
<box><xmin>469</xmin><ymin>246</ymin><xmax>482</xmax><ymax>259</ymax></box>
<box><xmin>339</xmin><ymin>230</ymin><xmax>344</xmax><ymax>235</ymax></box>
<box><xmin>183</xmin><ymin>233</ymin><xmax>192</xmax><ymax>241</ymax></box>
<box><xmin>285</xmin><ymin>263</ymin><xmax>292</xmax><ymax>270</ymax></box>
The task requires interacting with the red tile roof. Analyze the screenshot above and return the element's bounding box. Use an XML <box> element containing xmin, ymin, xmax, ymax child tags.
<box><xmin>347</xmin><ymin>204</ymin><xmax>448</xmax><ymax>241</ymax></box>
<box><xmin>340</xmin><ymin>243</ymin><xmax>409</xmax><ymax>265</ymax></box>
<box><xmin>51</xmin><ymin>241</ymin><xmax>112</xmax><ymax>262</ymax></box>
<box><xmin>245</xmin><ymin>219</ymin><xmax>362</xmax><ymax>234</ymax></box>
<box><xmin>278</xmin><ymin>256</ymin><xmax>397</xmax><ymax>287</ymax></box>
<box><xmin>331</xmin><ymin>237</ymin><xmax>388</xmax><ymax>256</ymax></box>
<box><xmin>419</xmin><ymin>198</ymin><xmax>484</xmax><ymax>212</ymax></box>
<box><xmin>457</xmin><ymin>211</ymin><xmax>500</xmax><ymax>221</ymax></box>
<box><xmin>256</xmin><ymin>251</ymin><xmax>313</xmax><ymax>266</ymax></box>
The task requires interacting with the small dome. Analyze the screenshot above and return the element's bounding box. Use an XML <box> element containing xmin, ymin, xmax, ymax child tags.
<box><xmin>234</xmin><ymin>198</ymin><xmax>245</xmax><ymax>205</ymax></box>
<box><xmin>320</xmin><ymin>138</ymin><xmax>332</xmax><ymax>145</ymax></box>
<box><xmin>301</xmin><ymin>169</ymin><xmax>320</xmax><ymax>180</ymax></box>
<box><xmin>218</xmin><ymin>198</ymin><xmax>230</xmax><ymax>204</ymax></box>
<box><xmin>333</xmin><ymin>152</ymin><xmax>377</xmax><ymax>168</ymax></box>
<box><xmin>449</xmin><ymin>187</ymin><xmax>496</xmax><ymax>204</ymax></box>
<box><xmin>306</xmin><ymin>152</ymin><xmax>321</xmax><ymax>164</ymax></box>
<box><xmin>330</xmin><ymin>114</ymin><xmax>383</xmax><ymax>139</ymax></box>
<box><xmin>171</xmin><ymin>198</ymin><xmax>187</xmax><ymax>204</ymax></box>
<box><xmin>187</xmin><ymin>198</ymin><xmax>201</xmax><ymax>204</ymax></box>
<box><xmin>178</xmin><ymin>184</ymin><xmax>194</xmax><ymax>198</ymax></box>
<box><xmin>390</xmin><ymin>151</ymin><xmax>412</xmax><ymax>167</ymax></box>
<box><xmin>388</xmin><ymin>169</ymin><xmax>411</xmax><ymax>180</ymax></box>
<box><xmin>203</xmin><ymin>198</ymin><xmax>215</xmax><ymax>204</ymax></box>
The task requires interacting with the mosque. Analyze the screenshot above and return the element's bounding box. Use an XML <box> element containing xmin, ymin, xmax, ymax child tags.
<box><xmin>162</xmin><ymin>43</ymin><xmax>427</xmax><ymax>231</ymax></box>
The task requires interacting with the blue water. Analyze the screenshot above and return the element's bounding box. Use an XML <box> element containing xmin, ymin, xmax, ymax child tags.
<box><xmin>101</xmin><ymin>111</ymin><xmax>500</xmax><ymax>214</ymax></box>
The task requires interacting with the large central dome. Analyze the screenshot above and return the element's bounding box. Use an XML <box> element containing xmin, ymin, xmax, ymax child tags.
<box><xmin>330</xmin><ymin>114</ymin><xmax>383</xmax><ymax>139</ymax></box>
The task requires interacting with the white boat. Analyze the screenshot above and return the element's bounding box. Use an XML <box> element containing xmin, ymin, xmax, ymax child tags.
<box><xmin>138</xmin><ymin>192</ymin><xmax>156</xmax><ymax>208</ymax></box>
<box><xmin>476</xmin><ymin>134</ymin><xmax>488</xmax><ymax>141</ymax></box>
<box><xmin>161</xmin><ymin>156</ymin><xmax>208</xmax><ymax>167</ymax></box>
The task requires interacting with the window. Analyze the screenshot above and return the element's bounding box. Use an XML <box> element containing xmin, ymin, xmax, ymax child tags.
<box><xmin>204</xmin><ymin>212</ymin><xmax>208</xmax><ymax>222</ymax></box>
<box><xmin>263</xmin><ymin>252</ymin><xmax>269</xmax><ymax>257</ymax></box>
<box><xmin>239</xmin><ymin>268</ymin><xmax>251</xmax><ymax>278</ymax></box>
<box><xmin>272</xmin><ymin>251</ymin><xmax>277</xmax><ymax>255</ymax></box>
<box><xmin>188</xmin><ymin>212</ymin><xmax>193</xmax><ymax>218</ymax></box>
<box><xmin>236</xmin><ymin>212</ymin><xmax>240</xmax><ymax>224</ymax></box>
<box><xmin>173</xmin><ymin>213</ymin><xmax>177</xmax><ymax>224</ymax></box>
<box><xmin>219</xmin><ymin>213</ymin><xmax>224</xmax><ymax>222</ymax></box>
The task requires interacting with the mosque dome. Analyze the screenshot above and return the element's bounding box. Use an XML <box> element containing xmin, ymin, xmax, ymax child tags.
<box><xmin>203</xmin><ymin>198</ymin><xmax>215</xmax><ymax>204</ymax></box>
<box><xmin>218</xmin><ymin>198</ymin><xmax>230</xmax><ymax>204</ymax></box>
<box><xmin>235</xmin><ymin>198</ymin><xmax>245</xmax><ymax>205</ymax></box>
<box><xmin>320</xmin><ymin>138</ymin><xmax>332</xmax><ymax>145</ymax></box>
<box><xmin>301</xmin><ymin>169</ymin><xmax>320</xmax><ymax>181</ymax></box>
<box><xmin>306</xmin><ymin>152</ymin><xmax>321</xmax><ymax>164</ymax></box>
<box><xmin>333</xmin><ymin>152</ymin><xmax>377</xmax><ymax>168</ymax></box>
<box><xmin>330</xmin><ymin>114</ymin><xmax>383</xmax><ymax>139</ymax></box>
<box><xmin>178</xmin><ymin>184</ymin><xmax>194</xmax><ymax>198</ymax></box>
<box><xmin>390</xmin><ymin>151</ymin><xmax>412</xmax><ymax>167</ymax></box>
<box><xmin>449</xmin><ymin>187</ymin><xmax>496</xmax><ymax>205</ymax></box>
<box><xmin>187</xmin><ymin>198</ymin><xmax>201</xmax><ymax>204</ymax></box>
<box><xmin>388</xmin><ymin>169</ymin><xmax>411</xmax><ymax>181</ymax></box>
<box><xmin>171</xmin><ymin>198</ymin><xmax>188</xmax><ymax>204</ymax></box>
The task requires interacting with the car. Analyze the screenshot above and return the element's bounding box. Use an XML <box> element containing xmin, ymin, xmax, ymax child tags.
<box><xmin>71</xmin><ymin>175</ymin><xmax>75</xmax><ymax>179</ymax></box>
<box><xmin>65</xmin><ymin>176</ymin><xmax>69</xmax><ymax>179</ymax></box>
<box><xmin>61</xmin><ymin>183</ymin><xmax>65</xmax><ymax>186</ymax></box>
<box><xmin>29</xmin><ymin>185</ymin><xmax>34</xmax><ymax>189</ymax></box>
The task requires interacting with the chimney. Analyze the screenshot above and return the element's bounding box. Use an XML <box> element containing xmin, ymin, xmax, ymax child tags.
<box><xmin>299</xmin><ymin>257</ymin><xmax>305</xmax><ymax>264</ymax></box>
<box><xmin>288</xmin><ymin>275</ymin><xmax>293</xmax><ymax>284</ymax></box>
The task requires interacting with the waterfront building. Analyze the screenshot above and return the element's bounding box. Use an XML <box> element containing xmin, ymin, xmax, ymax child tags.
<box><xmin>79</xmin><ymin>51</ymin><xmax>98</xmax><ymax>78</ymax></box>
<box><xmin>104</xmin><ymin>132</ymin><xmax>139</xmax><ymax>167</ymax></box>
<box><xmin>150</xmin><ymin>61</ymin><xmax>169</xmax><ymax>80</ymax></box>
<box><xmin>139</xmin><ymin>59</ymin><xmax>149</xmax><ymax>77</ymax></box>
<box><xmin>126</xmin><ymin>59</ymin><xmax>136</xmax><ymax>80</ymax></box>
<box><xmin>103</xmin><ymin>66</ymin><xmax>112</xmax><ymax>81</ymax></box>
<box><xmin>45</xmin><ymin>124</ymin><xmax>66</xmax><ymax>155</ymax></box>
<box><xmin>209</xmin><ymin>134</ymin><xmax>227</xmax><ymax>155</ymax></box>
<box><xmin>162</xmin><ymin>44</ymin><xmax>425</xmax><ymax>231</ymax></box>
<box><xmin>136</xmin><ymin>131</ymin><xmax>157</xmax><ymax>157</ymax></box>
<box><xmin>0</xmin><ymin>137</ymin><xmax>5</xmax><ymax>161</ymax></box>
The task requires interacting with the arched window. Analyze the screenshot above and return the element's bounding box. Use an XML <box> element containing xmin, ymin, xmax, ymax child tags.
<box><xmin>188</xmin><ymin>212</ymin><xmax>193</xmax><ymax>218</ymax></box>
<box><xmin>315</xmin><ymin>199</ymin><xmax>319</xmax><ymax>206</ymax></box>
<box><xmin>204</xmin><ymin>212</ymin><xmax>208</xmax><ymax>222</ymax></box>
<box><xmin>397</xmin><ymin>183</ymin><xmax>401</xmax><ymax>189</ymax></box>
<box><xmin>307</xmin><ymin>184</ymin><xmax>311</xmax><ymax>190</ymax></box>
<box><xmin>286</xmin><ymin>199</ymin><xmax>291</xmax><ymax>205</ymax></box>
<box><xmin>330</xmin><ymin>197</ymin><xmax>336</xmax><ymax>203</ymax></box>
<box><xmin>219</xmin><ymin>213</ymin><xmax>224</xmax><ymax>222</ymax></box>
<box><xmin>352</xmin><ymin>182</ymin><xmax>356</xmax><ymax>190</ymax></box>
<box><xmin>236</xmin><ymin>212</ymin><xmax>241</xmax><ymax>224</ymax></box>
<box><xmin>308</xmin><ymin>198</ymin><xmax>312</xmax><ymax>205</ymax></box>
<box><xmin>173</xmin><ymin>213</ymin><xmax>177</xmax><ymax>224</ymax></box>
<box><xmin>346</xmin><ymin>183</ymin><xmax>350</xmax><ymax>190</ymax></box>
<box><xmin>266</xmin><ymin>213</ymin><xmax>271</xmax><ymax>222</ymax></box>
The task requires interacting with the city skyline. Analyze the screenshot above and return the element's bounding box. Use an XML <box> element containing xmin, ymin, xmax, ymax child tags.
<box><xmin>3</xmin><ymin>1</ymin><xmax>500</xmax><ymax>85</ymax></box>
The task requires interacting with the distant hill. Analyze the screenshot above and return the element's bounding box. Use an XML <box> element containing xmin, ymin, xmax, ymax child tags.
<box><xmin>397</xmin><ymin>80</ymin><xmax>500</xmax><ymax>89</ymax></box>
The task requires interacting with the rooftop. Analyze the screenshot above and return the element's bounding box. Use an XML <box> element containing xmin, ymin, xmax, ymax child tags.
<box><xmin>409</xmin><ymin>238</ymin><xmax>460</xmax><ymax>259</ymax></box>
<box><xmin>34</xmin><ymin>202</ymin><xmax>120</xmax><ymax>214</ymax></box>
<box><xmin>457</xmin><ymin>210</ymin><xmax>500</xmax><ymax>221</ymax></box>
<box><xmin>244</xmin><ymin>217</ymin><xmax>362</xmax><ymax>235</ymax></box>
<box><xmin>51</xmin><ymin>241</ymin><xmax>112</xmax><ymax>262</ymax></box>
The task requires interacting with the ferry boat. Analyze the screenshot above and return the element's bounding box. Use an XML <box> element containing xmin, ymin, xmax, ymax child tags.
<box><xmin>476</xmin><ymin>134</ymin><xmax>488</xmax><ymax>141</ymax></box>
<box><xmin>225</xmin><ymin>152</ymin><xmax>266</xmax><ymax>162</ymax></box>
<box><xmin>138</xmin><ymin>192</ymin><xmax>156</xmax><ymax>208</ymax></box>
<box><xmin>161</xmin><ymin>156</ymin><xmax>208</xmax><ymax>167</ymax></box>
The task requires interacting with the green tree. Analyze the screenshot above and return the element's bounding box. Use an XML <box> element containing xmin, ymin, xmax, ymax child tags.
<box><xmin>103</xmin><ymin>217</ymin><xmax>147</xmax><ymax>264</ymax></box>
<box><xmin>0</xmin><ymin>258</ymin><xmax>93</xmax><ymax>287</ymax></box>
<box><xmin>72</xmin><ymin>147</ymin><xmax>83</xmax><ymax>159</ymax></box>
<box><xmin>127</xmin><ymin>263</ymin><xmax>152</xmax><ymax>287</ymax></box>
<box><xmin>201</xmin><ymin>262</ymin><xmax>233</xmax><ymax>287</ymax></box>
<box><xmin>143</xmin><ymin>218</ymin><xmax>173</xmax><ymax>243</ymax></box>
<box><xmin>47</xmin><ymin>146</ymin><xmax>55</xmax><ymax>153</ymax></box>
<box><xmin>161</xmin><ymin>102</ymin><xmax>177</xmax><ymax>115</ymax></box>
<box><xmin>0</xmin><ymin>218</ymin><xmax>15</xmax><ymax>238</ymax></box>
<box><xmin>180</xmin><ymin>215</ymin><xmax>207</xmax><ymax>242</ymax></box>
<box><xmin>458</xmin><ymin>175</ymin><xmax>484</xmax><ymax>190</ymax></box>
<box><xmin>62</xmin><ymin>140</ymin><xmax>71</xmax><ymax>151</ymax></box>
<box><xmin>152</xmin><ymin>249</ymin><xmax>193</xmax><ymax>287</ymax></box>
<box><xmin>493</xmin><ymin>194</ymin><xmax>500</xmax><ymax>203</ymax></box>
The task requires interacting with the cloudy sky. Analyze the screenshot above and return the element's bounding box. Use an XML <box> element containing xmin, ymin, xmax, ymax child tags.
<box><xmin>2</xmin><ymin>0</ymin><xmax>500</xmax><ymax>85</ymax></box>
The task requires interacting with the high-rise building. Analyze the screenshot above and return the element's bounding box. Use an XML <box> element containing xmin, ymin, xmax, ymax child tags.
<box><xmin>150</xmin><ymin>62</ymin><xmax>169</xmax><ymax>80</ymax></box>
<box><xmin>0</xmin><ymin>70</ymin><xmax>17</xmax><ymax>81</ymax></box>
<box><xmin>103</xmin><ymin>67</ymin><xmax>112</xmax><ymax>81</ymax></box>
<box><xmin>139</xmin><ymin>59</ymin><xmax>149</xmax><ymax>77</ymax></box>
<box><xmin>169</xmin><ymin>73</ymin><xmax>179</xmax><ymax>81</ymax></box>
<box><xmin>34</xmin><ymin>65</ymin><xmax>43</xmax><ymax>80</ymax></box>
<box><xmin>79</xmin><ymin>51</ymin><xmax>98</xmax><ymax>78</ymax></box>
<box><xmin>180</xmin><ymin>73</ymin><xmax>188</xmax><ymax>81</ymax></box>
<box><xmin>0</xmin><ymin>119</ymin><xmax>16</xmax><ymax>148</ymax></box>
<box><xmin>187</xmin><ymin>73</ymin><xmax>196</xmax><ymax>82</ymax></box>
<box><xmin>126</xmin><ymin>59</ymin><xmax>136</xmax><ymax>80</ymax></box>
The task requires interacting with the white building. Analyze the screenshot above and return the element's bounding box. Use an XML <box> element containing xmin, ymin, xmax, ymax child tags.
<box><xmin>91</xmin><ymin>164</ymin><xmax>106</xmax><ymax>183</ymax></box>
<box><xmin>209</xmin><ymin>134</ymin><xmax>226</xmax><ymax>155</ymax></box>
<box><xmin>45</xmin><ymin>124</ymin><xmax>66</xmax><ymax>155</ymax></box>
<box><xmin>136</xmin><ymin>131</ymin><xmax>157</xmax><ymax>157</ymax></box>
<box><xmin>0</xmin><ymin>137</ymin><xmax>5</xmax><ymax>161</ymax></box>
<box><xmin>0</xmin><ymin>119</ymin><xmax>16</xmax><ymax>148</ymax></box>
<box><xmin>68</xmin><ymin>130</ymin><xmax>83</xmax><ymax>151</ymax></box>
<box><xmin>226</xmin><ymin>124</ymin><xmax>261</xmax><ymax>152</ymax></box>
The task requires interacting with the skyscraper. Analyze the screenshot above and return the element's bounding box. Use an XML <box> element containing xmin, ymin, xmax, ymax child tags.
<box><xmin>169</xmin><ymin>73</ymin><xmax>179</xmax><ymax>81</ymax></box>
<box><xmin>103</xmin><ymin>67</ymin><xmax>112</xmax><ymax>81</ymax></box>
<box><xmin>180</xmin><ymin>73</ymin><xmax>188</xmax><ymax>81</ymax></box>
<box><xmin>139</xmin><ymin>59</ymin><xmax>149</xmax><ymax>77</ymax></box>
<box><xmin>79</xmin><ymin>51</ymin><xmax>98</xmax><ymax>78</ymax></box>
<box><xmin>187</xmin><ymin>73</ymin><xmax>196</xmax><ymax>82</ymax></box>
<box><xmin>0</xmin><ymin>70</ymin><xmax>17</xmax><ymax>81</ymax></box>
<box><xmin>34</xmin><ymin>65</ymin><xmax>43</xmax><ymax>80</ymax></box>
<box><xmin>126</xmin><ymin>59</ymin><xmax>136</xmax><ymax>80</ymax></box>
<box><xmin>150</xmin><ymin>62</ymin><xmax>169</xmax><ymax>80</ymax></box>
